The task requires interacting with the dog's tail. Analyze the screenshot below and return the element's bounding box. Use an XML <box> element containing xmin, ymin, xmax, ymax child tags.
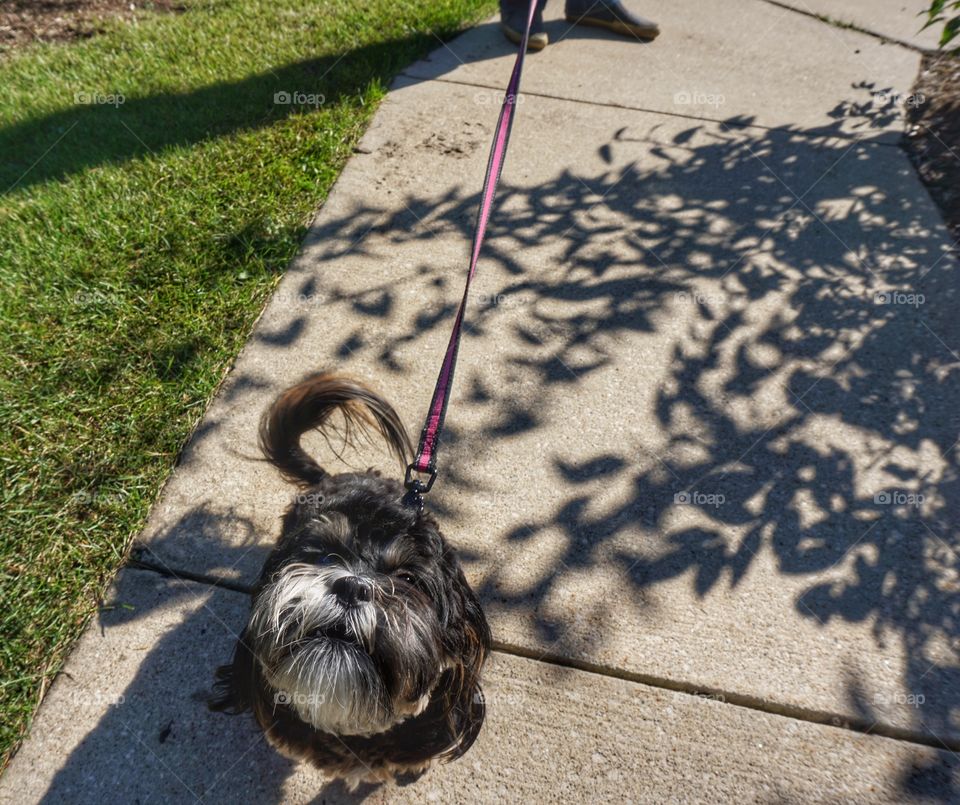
<box><xmin>259</xmin><ymin>373</ymin><xmax>412</xmax><ymax>485</ymax></box>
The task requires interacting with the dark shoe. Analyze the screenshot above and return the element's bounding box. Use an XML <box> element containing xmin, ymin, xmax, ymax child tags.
<box><xmin>565</xmin><ymin>0</ymin><xmax>659</xmax><ymax>40</ymax></box>
<box><xmin>500</xmin><ymin>0</ymin><xmax>549</xmax><ymax>50</ymax></box>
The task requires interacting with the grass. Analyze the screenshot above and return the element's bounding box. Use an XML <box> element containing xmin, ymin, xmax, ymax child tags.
<box><xmin>0</xmin><ymin>0</ymin><xmax>495</xmax><ymax>767</ymax></box>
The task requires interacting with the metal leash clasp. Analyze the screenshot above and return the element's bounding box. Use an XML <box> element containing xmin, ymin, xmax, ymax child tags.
<box><xmin>402</xmin><ymin>463</ymin><xmax>437</xmax><ymax>512</ymax></box>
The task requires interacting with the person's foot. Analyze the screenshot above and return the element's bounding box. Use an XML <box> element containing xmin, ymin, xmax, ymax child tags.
<box><xmin>564</xmin><ymin>0</ymin><xmax>659</xmax><ymax>40</ymax></box>
<box><xmin>500</xmin><ymin>0</ymin><xmax>549</xmax><ymax>50</ymax></box>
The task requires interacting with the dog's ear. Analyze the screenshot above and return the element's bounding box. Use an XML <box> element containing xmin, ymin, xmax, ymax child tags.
<box><xmin>209</xmin><ymin>628</ymin><xmax>257</xmax><ymax>714</ymax></box>
<box><xmin>438</xmin><ymin>550</ymin><xmax>491</xmax><ymax>760</ymax></box>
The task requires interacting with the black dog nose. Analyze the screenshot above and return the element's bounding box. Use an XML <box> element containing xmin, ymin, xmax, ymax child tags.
<box><xmin>331</xmin><ymin>575</ymin><xmax>372</xmax><ymax>607</ymax></box>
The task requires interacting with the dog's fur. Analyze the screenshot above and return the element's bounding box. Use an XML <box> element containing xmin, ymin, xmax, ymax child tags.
<box><xmin>210</xmin><ymin>373</ymin><xmax>490</xmax><ymax>787</ymax></box>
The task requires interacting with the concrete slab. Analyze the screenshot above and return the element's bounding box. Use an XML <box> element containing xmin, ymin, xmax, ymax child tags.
<box><xmin>400</xmin><ymin>0</ymin><xmax>922</xmax><ymax>139</ymax></box>
<box><xmin>767</xmin><ymin>0</ymin><xmax>942</xmax><ymax>51</ymax></box>
<box><xmin>133</xmin><ymin>72</ymin><xmax>960</xmax><ymax>749</ymax></box>
<box><xmin>2</xmin><ymin>570</ymin><xmax>956</xmax><ymax>803</ymax></box>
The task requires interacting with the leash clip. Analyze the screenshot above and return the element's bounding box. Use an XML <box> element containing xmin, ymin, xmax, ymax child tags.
<box><xmin>404</xmin><ymin>463</ymin><xmax>437</xmax><ymax>494</ymax></box>
<box><xmin>402</xmin><ymin>463</ymin><xmax>437</xmax><ymax>511</ymax></box>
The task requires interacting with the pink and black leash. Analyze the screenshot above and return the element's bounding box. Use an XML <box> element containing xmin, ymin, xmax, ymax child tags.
<box><xmin>403</xmin><ymin>0</ymin><xmax>539</xmax><ymax>508</ymax></box>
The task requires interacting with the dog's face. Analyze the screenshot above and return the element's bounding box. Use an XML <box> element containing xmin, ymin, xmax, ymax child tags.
<box><xmin>247</xmin><ymin>475</ymin><xmax>484</xmax><ymax>738</ymax></box>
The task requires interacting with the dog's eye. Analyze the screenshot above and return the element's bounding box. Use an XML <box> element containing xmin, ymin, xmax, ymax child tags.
<box><xmin>395</xmin><ymin>571</ymin><xmax>416</xmax><ymax>585</ymax></box>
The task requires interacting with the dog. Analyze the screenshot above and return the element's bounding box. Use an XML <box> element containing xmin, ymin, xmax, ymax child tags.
<box><xmin>210</xmin><ymin>373</ymin><xmax>490</xmax><ymax>788</ymax></box>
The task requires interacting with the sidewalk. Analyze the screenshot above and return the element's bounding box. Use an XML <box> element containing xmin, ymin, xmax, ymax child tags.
<box><xmin>4</xmin><ymin>0</ymin><xmax>958</xmax><ymax>801</ymax></box>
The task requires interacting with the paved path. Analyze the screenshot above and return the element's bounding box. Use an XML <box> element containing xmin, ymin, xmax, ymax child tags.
<box><xmin>4</xmin><ymin>1</ymin><xmax>959</xmax><ymax>802</ymax></box>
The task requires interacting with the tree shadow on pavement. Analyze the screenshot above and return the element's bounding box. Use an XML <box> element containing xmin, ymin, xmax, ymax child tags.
<box><xmin>286</xmin><ymin>85</ymin><xmax>960</xmax><ymax>798</ymax></box>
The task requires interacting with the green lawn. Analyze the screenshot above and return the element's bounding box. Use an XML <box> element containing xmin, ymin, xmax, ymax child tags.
<box><xmin>0</xmin><ymin>0</ymin><xmax>493</xmax><ymax>767</ymax></box>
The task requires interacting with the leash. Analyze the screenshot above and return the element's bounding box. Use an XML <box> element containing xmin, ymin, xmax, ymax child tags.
<box><xmin>403</xmin><ymin>0</ymin><xmax>539</xmax><ymax>509</ymax></box>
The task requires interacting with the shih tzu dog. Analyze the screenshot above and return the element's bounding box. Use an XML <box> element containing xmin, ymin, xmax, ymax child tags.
<box><xmin>209</xmin><ymin>373</ymin><xmax>490</xmax><ymax>788</ymax></box>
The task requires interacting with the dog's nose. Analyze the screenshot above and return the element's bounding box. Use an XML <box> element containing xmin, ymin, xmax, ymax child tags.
<box><xmin>331</xmin><ymin>575</ymin><xmax>373</xmax><ymax>607</ymax></box>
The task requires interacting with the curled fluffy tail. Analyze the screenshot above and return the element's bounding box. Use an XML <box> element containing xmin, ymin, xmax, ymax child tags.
<box><xmin>259</xmin><ymin>373</ymin><xmax>412</xmax><ymax>485</ymax></box>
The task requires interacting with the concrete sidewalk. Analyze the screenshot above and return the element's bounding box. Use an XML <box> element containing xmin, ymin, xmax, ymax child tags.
<box><xmin>4</xmin><ymin>0</ymin><xmax>959</xmax><ymax>802</ymax></box>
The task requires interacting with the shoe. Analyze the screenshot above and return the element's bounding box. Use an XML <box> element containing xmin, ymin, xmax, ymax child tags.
<box><xmin>500</xmin><ymin>0</ymin><xmax>549</xmax><ymax>50</ymax></box>
<box><xmin>564</xmin><ymin>0</ymin><xmax>659</xmax><ymax>40</ymax></box>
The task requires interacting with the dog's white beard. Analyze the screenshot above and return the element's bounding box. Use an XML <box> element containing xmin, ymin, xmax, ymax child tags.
<box><xmin>251</xmin><ymin>563</ymin><xmax>395</xmax><ymax>735</ymax></box>
<box><xmin>268</xmin><ymin>641</ymin><xmax>391</xmax><ymax>735</ymax></box>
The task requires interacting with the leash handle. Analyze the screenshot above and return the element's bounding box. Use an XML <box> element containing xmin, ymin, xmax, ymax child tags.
<box><xmin>405</xmin><ymin>0</ymin><xmax>538</xmax><ymax>500</ymax></box>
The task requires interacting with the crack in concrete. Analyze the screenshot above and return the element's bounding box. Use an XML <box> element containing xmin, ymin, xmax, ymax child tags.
<box><xmin>124</xmin><ymin>561</ymin><xmax>960</xmax><ymax>754</ymax></box>
<box><xmin>398</xmin><ymin>73</ymin><xmax>908</xmax><ymax>146</ymax></box>
<box><xmin>757</xmin><ymin>0</ymin><xmax>929</xmax><ymax>53</ymax></box>
<box><xmin>492</xmin><ymin>639</ymin><xmax>960</xmax><ymax>753</ymax></box>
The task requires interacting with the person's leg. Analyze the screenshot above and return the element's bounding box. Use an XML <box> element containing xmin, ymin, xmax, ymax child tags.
<box><xmin>564</xmin><ymin>0</ymin><xmax>659</xmax><ymax>40</ymax></box>
<box><xmin>500</xmin><ymin>0</ymin><xmax>549</xmax><ymax>50</ymax></box>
